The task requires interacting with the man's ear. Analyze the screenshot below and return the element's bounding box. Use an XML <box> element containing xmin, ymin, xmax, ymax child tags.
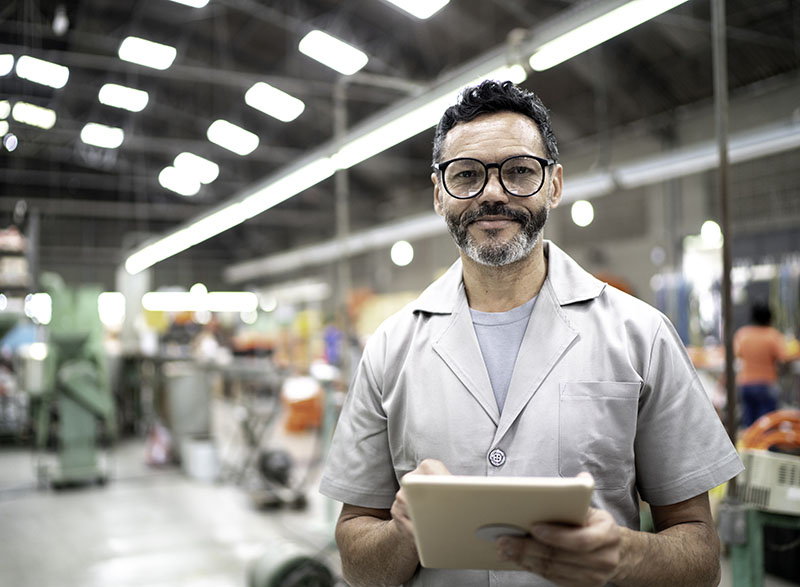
<box><xmin>548</xmin><ymin>164</ymin><xmax>563</xmax><ymax>209</ymax></box>
<box><xmin>432</xmin><ymin>172</ymin><xmax>444</xmax><ymax>217</ymax></box>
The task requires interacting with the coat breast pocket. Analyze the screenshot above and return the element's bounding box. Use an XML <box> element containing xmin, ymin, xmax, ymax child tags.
<box><xmin>559</xmin><ymin>381</ymin><xmax>640</xmax><ymax>490</ymax></box>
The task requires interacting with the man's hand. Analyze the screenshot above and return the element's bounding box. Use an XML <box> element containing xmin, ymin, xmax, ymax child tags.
<box><xmin>391</xmin><ymin>458</ymin><xmax>451</xmax><ymax>541</ymax></box>
<box><xmin>496</xmin><ymin>507</ymin><xmax>622</xmax><ymax>587</ymax></box>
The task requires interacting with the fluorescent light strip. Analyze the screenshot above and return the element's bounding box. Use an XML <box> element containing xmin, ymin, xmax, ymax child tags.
<box><xmin>99</xmin><ymin>83</ymin><xmax>149</xmax><ymax>112</ymax></box>
<box><xmin>15</xmin><ymin>55</ymin><xmax>69</xmax><ymax>88</ymax></box>
<box><xmin>0</xmin><ymin>100</ymin><xmax>10</xmax><ymax>119</ymax></box>
<box><xmin>0</xmin><ymin>121</ymin><xmax>8</xmax><ymax>136</ymax></box>
<box><xmin>241</xmin><ymin>158</ymin><xmax>335</xmax><ymax>218</ymax></box>
<box><xmin>126</xmin><ymin>205</ymin><xmax>249</xmax><ymax>274</ymax></box>
<box><xmin>384</xmin><ymin>0</ymin><xmax>450</xmax><ymax>19</ymax></box>
<box><xmin>174</xmin><ymin>152</ymin><xmax>219</xmax><ymax>184</ymax></box>
<box><xmin>0</xmin><ymin>55</ymin><xmax>13</xmax><ymax>76</ymax></box>
<box><xmin>207</xmin><ymin>119</ymin><xmax>259</xmax><ymax>155</ymax></box>
<box><xmin>529</xmin><ymin>0</ymin><xmax>690</xmax><ymax>71</ymax></box>
<box><xmin>80</xmin><ymin>122</ymin><xmax>124</xmax><ymax>148</ymax></box>
<box><xmin>615</xmin><ymin>122</ymin><xmax>800</xmax><ymax>190</ymax></box>
<box><xmin>126</xmin><ymin>158</ymin><xmax>334</xmax><ymax>274</ymax></box>
<box><xmin>227</xmin><ymin>121</ymin><xmax>800</xmax><ymax>281</ymax></box>
<box><xmin>118</xmin><ymin>37</ymin><xmax>177</xmax><ymax>70</ymax></box>
<box><xmin>298</xmin><ymin>30</ymin><xmax>368</xmax><ymax>76</ymax></box>
<box><xmin>226</xmin><ymin>211</ymin><xmax>445</xmax><ymax>281</ymax></box>
<box><xmin>11</xmin><ymin>102</ymin><xmax>57</xmax><ymax>129</ymax></box>
<box><xmin>245</xmin><ymin>82</ymin><xmax>305</xmax><ymax>122</ymax></box>
<box><xmin>142</xmin><ymin>291</ymin><xmax>257</xmax><ymax>313</ymax></box>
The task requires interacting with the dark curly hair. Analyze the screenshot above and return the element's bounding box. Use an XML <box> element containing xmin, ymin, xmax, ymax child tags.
<box><xmin>751</xmin><ymin>302</ymin><xmax>773</xmax><ymax>326</ymax></box>
<box><xmin>432</xmin><ymin>80</ymin><xmax>559</xmax><ymax>165</ymax></box>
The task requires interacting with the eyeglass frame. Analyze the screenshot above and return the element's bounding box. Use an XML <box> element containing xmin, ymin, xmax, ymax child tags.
<box><xmin>433</xmin><ymin>154</ymin><xmax>556</xmax><ymax>200</ymax></box>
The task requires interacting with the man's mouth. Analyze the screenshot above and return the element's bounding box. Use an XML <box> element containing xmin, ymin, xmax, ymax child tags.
<box><xmin>470</xmin><ymin>215</ymin><xmax>517</xmax><ymax>229</ymax></box>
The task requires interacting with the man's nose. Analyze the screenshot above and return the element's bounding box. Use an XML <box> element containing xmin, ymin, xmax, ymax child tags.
<box><xmin>477</xmin><ymin>168</ymin><xmax>510</xmax><ymax>203</ymax></box>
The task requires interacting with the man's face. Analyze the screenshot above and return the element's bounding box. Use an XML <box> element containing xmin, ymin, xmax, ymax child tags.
<box><xmin>432</xmin><ymin>112</ymin><xmax>562</xmax><ymax>267</ymax></box>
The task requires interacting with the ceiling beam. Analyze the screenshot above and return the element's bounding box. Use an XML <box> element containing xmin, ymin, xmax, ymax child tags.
<box><xmin>0</xmin><ymin>195</ymin><xmax>335</xmax><ymax>225</ymax></box>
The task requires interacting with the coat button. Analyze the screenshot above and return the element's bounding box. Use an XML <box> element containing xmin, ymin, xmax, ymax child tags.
<box><xmin>488</xmin><ymin>448</ymin><xmax>506</xmax><ymax>467</ymax></box>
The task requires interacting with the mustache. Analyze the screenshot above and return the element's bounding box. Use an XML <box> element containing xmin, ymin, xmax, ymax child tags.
<box><xmin>459</xmin><ymin>203</ymin><xmax>531</xmax><ymax>227</ymax></box>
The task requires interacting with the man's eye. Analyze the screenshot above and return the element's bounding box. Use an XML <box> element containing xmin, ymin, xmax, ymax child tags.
<box><xmin>454</xmin><ymin>170</ymin><xmax>478</xmax><ymax>179</ymax></box>
<box><xmin>508</xmin><ymin>166</ymin><xmax>533</xmax><ymax>175</ymax></box>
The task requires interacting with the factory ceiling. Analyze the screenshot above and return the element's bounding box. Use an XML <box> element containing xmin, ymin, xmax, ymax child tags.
<box><xmin>0</xmin><ymin>0</ymin><xmax>798</xmax><ymax>292</ymax></box>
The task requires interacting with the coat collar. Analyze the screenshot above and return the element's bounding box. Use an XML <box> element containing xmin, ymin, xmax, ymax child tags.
<box><xmin>411</xmin><ymin>240</ymin><xmax>606</xmax><ymax>314</ymax></box>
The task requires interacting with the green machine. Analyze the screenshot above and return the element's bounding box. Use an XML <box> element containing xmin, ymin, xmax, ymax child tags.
<box><xmin>34</xmin><ymin>272</ymin><xmax>115</xmax><ymax>487</ymax></box>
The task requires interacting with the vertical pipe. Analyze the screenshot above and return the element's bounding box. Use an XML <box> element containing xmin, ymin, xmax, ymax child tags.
<box><xmin>712</xmin><ymin>0</ymin><xmax>737</xmax><ymax>451</ymax></box>
<box><xmin>333</xmin><ymin>82</ymin><xmax>352</xmax><ymax>386</ymax></box>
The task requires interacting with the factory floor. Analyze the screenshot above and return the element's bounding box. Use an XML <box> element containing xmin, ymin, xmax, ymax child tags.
<box><xmin>0</xmin><ymin>435</ymin><xmax>798</xmax><ymax>587</ymax></box>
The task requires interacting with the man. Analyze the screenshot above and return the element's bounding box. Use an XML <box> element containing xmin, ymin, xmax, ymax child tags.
<box><xmin>320</xmin><ymin>80</ymin><xmax>743</xmax><ymax>587</ymax></box>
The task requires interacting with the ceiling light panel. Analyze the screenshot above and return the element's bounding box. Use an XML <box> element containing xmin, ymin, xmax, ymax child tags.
<box><xmin>118</xmin><ymin>37</ymin><xmax>177</xmax><ymax>70</ymax></box>
<box><xmin>0</xmin><ymin>100</ymin><xmax>10</xmax><ymax>119</ymax></box>
<box><xmin>207</xmin><ymin>120</ymin><xmax>259</xmax><ymax>155</ymax></box>
<box><xmin>0</xmin><ymin>121</ymin><xmax>8</xmax><ymax>136</ymax></box>
<box><xmin>298</xmin><ymin>30</ymin><xmax>368</xmax><ymax>76</ymax></box>
<box><xmin>174</xmin><ymin>152</ymin><xmax>219</xmax><ymax>184</ymax></box>
<box><xmin>383</xmin><ymin>0</ymin><xmax>449</xmax><ymax>19</ymax></box>
<box><xmin>0</xmin><ymin>55</ymin><xmax>13</xmax><ymax>76</ymax></box>
<box><xmin>15</xmin><ymin>55</ymin><xmax>69</xmax><ymax>88</ymax></box>
<box><xmin>98</xmin><ymin>83</ymin><xmax>149</xmax><ymax>112</ymax></box>
<box><xmin>245</xmin><ymin>82</ymin><xmax>305</xmax><ymax>122</ymax></box>
<box><xmin>11</xmin><ymin>102</ymin><xmax>57</xmax><ymax>129</ymax></box>
<box><xmin>80</xmin><ymin>122</ymin><xmax>124</xmax><ymax>149</ymax></box>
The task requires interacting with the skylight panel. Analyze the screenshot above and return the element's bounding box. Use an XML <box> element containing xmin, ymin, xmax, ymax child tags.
<box><xmin>11</xmin><ymin>102</ymin><xmax>57</xmax><ymax>129</ymax></box>
<box><xmin>206</xmin><ymin>120</ymin><xmax>259</xmax><ymax>156</ymax></box>
<box><xmin>159</xmin><ymin>166</ymin><xmax>201</xmax><ymax>196</ymax></box>
<box><xmin>98</xmin><ymin>83</ymin><xmax>149</xmax><ymax>112</ymax></box>
<box><xmin>15</xmin><ymin>55</ymin><xmax>69</xmax><ymax>88</ymax></box>
<box><xmin>383</xmin><ymin>0</ymin><xmax>449</xmax><ymax>19</ymax></box>
<box><xmin>245</xmin><ymin>82</ymin><xmax>305</xmax><ymax>122</ymax></box>
<box><xmin>298</xmin><ymin>30</ymin><xmax>368</xmax><ymax>76</ymax></box>
<box><xmin>167</xmin><ymin>0</ymin><xmax>209</xmax><ymax>6</ymax></box>
<box><xmin>0</xmin><ymin>55</ymin><xmax>14</xmax><ymax>76</ymax></box>
<box><xmin>118</xmin><ymin>37</ymin><xmax>177</xmax><ymax>70</ymax></box>
<box><xmin>80</xmin><ymin>122</ymin><xmax>124</xmax><ymax>149</ymax></box>
<box><xmin>174</xmin><ymin>152</ymin><xmax>219</xmax><ymax>184</ymax></box>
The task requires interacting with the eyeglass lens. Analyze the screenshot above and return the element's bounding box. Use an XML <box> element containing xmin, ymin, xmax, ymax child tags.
<box><xmin>443</xmin><ymin>156</ymin><xmax>545</xmax><ymax>198</ymax></box>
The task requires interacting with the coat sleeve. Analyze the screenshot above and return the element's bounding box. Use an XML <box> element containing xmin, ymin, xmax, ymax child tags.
<box><xmin>634</xmin><ymin>315</ymin><xmax>743</xmax><ymax>506</ymax></box>
<box><xmin>319</xmin><ymin>339</ymin><xmax>399</xmax><ymax>509</ymax></box>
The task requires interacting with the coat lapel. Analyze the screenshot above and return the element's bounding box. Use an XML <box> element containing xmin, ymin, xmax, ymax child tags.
<box><xmin>432</xmin><ymin>292</ymin><xmax>500</xmax><ymax>425</ymax></box>
<box><xmin>493</xmin><ymin>275</ymin><xmax>578</xmax><ymax>443</ymax></box>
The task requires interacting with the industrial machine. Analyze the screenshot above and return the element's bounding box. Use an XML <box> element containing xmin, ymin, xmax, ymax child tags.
<box><xmin>33</xmin><ymin>272</ymin><xmax>115</xmax><ymax>487</ymax></box>
<box><xmin>735</xmin><ymin>409</ymin><xmax>800</xmax><ymax>515</ymax></box>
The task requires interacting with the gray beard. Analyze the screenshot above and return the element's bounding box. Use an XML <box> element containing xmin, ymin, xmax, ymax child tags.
<box><xmin>445</xmin><ymin>201</ymin><xmax>549</xmax><ymax>267</ymax></box>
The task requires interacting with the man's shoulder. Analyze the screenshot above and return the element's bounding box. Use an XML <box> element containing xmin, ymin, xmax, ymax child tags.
<box><xmin>364</xmin><ymin>259</ymin><xmax>462</xmax><ymax>351</ymax></box>
<box><xmin>547</xmin><ymin>241</ymin><xmax>664</xmax><ymax>324</ymax></box>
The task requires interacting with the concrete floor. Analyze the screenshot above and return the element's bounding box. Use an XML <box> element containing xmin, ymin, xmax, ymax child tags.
<box><xmin>1</xmin><ymin>436</ymin><xmax>798</xmax><ymax>587</ymax></box>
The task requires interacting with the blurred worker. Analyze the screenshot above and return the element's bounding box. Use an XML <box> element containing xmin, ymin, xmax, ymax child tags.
<box><xmin>735</xmin><ymin>301</ymin><xmax>788</xmax><ymax>427</ymax></box>
<box><xmin>320</xmin><ymin>81</ymin><xmax>742</xmax><ymax>587</ymax></box>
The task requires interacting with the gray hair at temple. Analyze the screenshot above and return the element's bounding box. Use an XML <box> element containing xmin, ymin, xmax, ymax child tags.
<box><xmin>431</xmin><ymin>80</ymin><xmax>559</xmax><ymax>165</ymax></box>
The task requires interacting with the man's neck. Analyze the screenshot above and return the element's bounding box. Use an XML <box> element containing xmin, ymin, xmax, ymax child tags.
<box><xmin>461</xmin><ymin>241</ymin><xmax>548</xmax><ymax>312</ymax></box>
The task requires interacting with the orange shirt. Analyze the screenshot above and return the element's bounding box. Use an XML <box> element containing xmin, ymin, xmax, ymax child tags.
<box><xmin>734</xmin><ymin>325</ymin><xmax>787</xmax><ymax>385</ymax></box>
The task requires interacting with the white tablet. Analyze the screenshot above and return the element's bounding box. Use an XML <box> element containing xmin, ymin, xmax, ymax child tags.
<box><xmin>401</xmin><ymin>474</ymin><xmax>594</xmax><ymax>570</ymax></box>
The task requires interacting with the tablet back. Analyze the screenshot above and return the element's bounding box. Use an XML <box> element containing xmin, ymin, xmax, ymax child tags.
<box><xmin>401</xmin><ymin>475</ymin><xmax>594</xmax><ymax>570</ymax></box>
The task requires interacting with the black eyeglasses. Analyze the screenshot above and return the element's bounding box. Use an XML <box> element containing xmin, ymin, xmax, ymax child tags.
<box><xmin>433</xmin><ymin>155</ymin><xmax>555</xmax><ymax>199</ymax></box>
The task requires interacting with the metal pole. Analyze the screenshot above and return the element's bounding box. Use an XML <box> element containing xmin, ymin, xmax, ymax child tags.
<box><xmin>712</xmin><ymin>0</ymin><xmax>737</xmax><ymax>450</ymax></box>
<box><xmin>333</xmin><ymin>81</ymin><xmax>353</xmax><ymax>385</ymax></box>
